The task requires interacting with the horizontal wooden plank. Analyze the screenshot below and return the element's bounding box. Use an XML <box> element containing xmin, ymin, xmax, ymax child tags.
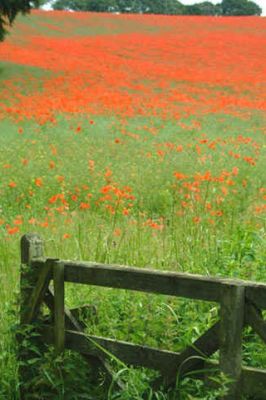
<box><xmin>246</xmin><ymin>285</ymin><xmax>266</xmax><ymax>310</ymax></box>
<box><xmin>32</xmin><ymin>259</ymin><xmax>266</xmax><ymax>307</ymax></box>
<box><xmin>41</xmin><ymin>326</ymin><xmax>182</xmax><ymax>374</ymax></box>
<box><xmin>41</xmin><ymin>326</ymin><xmax>266</xmax><ymax>397</ymax></box>
<box><xmin>62</xmin><ymin>260</ymin><xmax>223</xmax><ymax>302</ymax></box>
<box><xmin>245</xmin><ymin>302</ymin><xmax>266</xmax><ymax>344</ymax></box>
<box><xmin>241</xmin><ymin>366</ymin><xmax>266</xmax><ymax>398</ymax></box>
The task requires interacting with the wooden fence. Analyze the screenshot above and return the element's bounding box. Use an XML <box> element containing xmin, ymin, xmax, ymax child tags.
<box><xmin>19</xmin><ymin>233</ymin><xmax>266</xmax><ymax>399</ymax></box>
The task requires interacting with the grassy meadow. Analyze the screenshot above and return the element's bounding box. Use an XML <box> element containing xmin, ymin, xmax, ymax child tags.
<box><xmin>0</xmin><ymin>10</ymin><xmax>266</xmax><ymax>399</ymax></box>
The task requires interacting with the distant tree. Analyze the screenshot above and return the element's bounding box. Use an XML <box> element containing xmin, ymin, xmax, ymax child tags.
<box><xmin>184</xmin><ymin>1</ymin><xmax>220</xmax><ymax>15</ymax></box>
<box><xmin>53</xmin><ymin>0</ymin><xmax>184</xmax><ymax>14</ymax></box>
<box><xmin>53</xmin><ymin>0</ymin><xmax>69</xmax><ymax>10</ymax></box>
<box><xmin>143</xmin><ymin>0</ymin><xmax>184</xmax><ymax>15</ymax></box>
<box><xmin>52</xmin><ymin>0</ymin><xmax>262</xmax><ymax>16</ymax></box>
<box><xmin>243</xmin><ymin>0</ymin><xmax>262</xmax><ymax>14</ymax></box>
<box><xmin>115</xmin><ymin>0</ymin><xmax>143</xmax><ymax>13</ymax></box>
<box><xmin>214</xmin><ymin>3</ymin><xmax>223</xmax><ymax>14</ymax></box>
<box><xmin>221</xmin><ymin>0</ymin><xmax>262</xmax><ymax>15</ymax></box>
<box><xmin>38</xmin><ymin>0</ymin><xmax>50</xmax><ymax>6</ymax></box>
<box><xmin>0</xmin><ymin>0</ymin><xmax>39</xmax><ymax>41</ymax></box>
<box><xmin>53</xmin><ymin>0</ymin><xmax>117</xmax><ymax>11</ymax></box>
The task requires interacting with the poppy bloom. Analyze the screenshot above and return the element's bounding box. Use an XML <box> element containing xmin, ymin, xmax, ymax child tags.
<box><xmin>80</xmin><ymin>202</ymin><xmax>90</xmax><ymax>209</ymax></box>
<box><xmin>8</xmin><ymin>181</ymin><xmax>16</xmax><ymax>188</ymax></box>
<box><xmin>35</xmin><ymin>178</ymin><xmax>43</xmax><ymax>187</ymax></box>
<box><xmin>7</xmin><ymin>226</ymin><xmax>20</xmax><ymax>235</ymax></box>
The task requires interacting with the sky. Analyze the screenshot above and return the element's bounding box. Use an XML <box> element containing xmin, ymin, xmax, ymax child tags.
<box><xmin>42</xmin><ymin>0</ymin><xmax>266</xmax><ymax>16</ymax></box>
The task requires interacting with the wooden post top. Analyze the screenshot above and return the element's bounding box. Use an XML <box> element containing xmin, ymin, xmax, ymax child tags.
<box><xmin>21</xmin><ymin>233</ymin><xmax>44</xmax><ymax>264</ymax></box>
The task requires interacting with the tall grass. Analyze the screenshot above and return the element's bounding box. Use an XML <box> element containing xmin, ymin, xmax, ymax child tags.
<box><xmin>0</xmin><ymin>110</ymin><xmax>265</xmax><ymax>398</ymax></box>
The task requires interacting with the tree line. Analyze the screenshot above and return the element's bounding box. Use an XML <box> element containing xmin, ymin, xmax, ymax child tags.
<box><xmin>51</xmin><ymin>0</ymin><xmax>262</xmax><ymax>16</ymax></box>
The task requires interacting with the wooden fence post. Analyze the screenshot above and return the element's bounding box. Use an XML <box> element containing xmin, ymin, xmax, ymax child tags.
<box><xmin>19</xmin><ymin>233</ymin><xmax>45</xmax><ymax>398</ymax></box>
<box><xmin>219</xmin><ymin>282</ymin><xmax>245</xmax><ymax>399</ymax></box>
<box><xmin>53</xmin><ymin>261</ymin><xmax>65</xmax><ymax>354</ymax></box>
<box><xmin>20</xmin><ymin>233</ymin><xmax>44</xmax><ymax>322</ymax></box>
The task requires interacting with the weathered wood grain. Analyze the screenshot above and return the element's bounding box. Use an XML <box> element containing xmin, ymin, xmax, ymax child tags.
<box><xmin>20</xmin><ymin>233</ymin><xmax>45</xmax><ymax>400</ymax></box>
<box><xmin>246</xmin><ymin>285</ymin><xmax>266</xmax><ymax>311</ymax></box>
<box><xmin>241</xmin><ymin>366</ymin><xmax>266</xmax><ymax>398</ymax></box>
<box><xmin>220</xmin><ymin>283</ymin><xmax>245</xmax><ymax>399</ymax></box>
<box><xmin>245</xmin><ymin>302</ymin><xmax>266</xmax><ymax>344</ymax></box>
<box><xmin>53</xmin><ymin>261</ymin><xmax>65</xmax><ymax>354</ymax></box>
<box><xmin>21</xmin><ymin>259</ymin><xmax>52</xmax><ymax>325</ymax></box>
<box><xmin>41</xmin><ymin>326</ymin><xmax>182</xmax><ymax>374</ymax></box>
<box><xmin>62</xmin><ymin>260</ymin><xmax>223</xmax><ymax>302</ymax></box>
<box><xmin>32</xmin><ymin>259</ymin><xmax>266</xmax><ymax>308</ymax></box>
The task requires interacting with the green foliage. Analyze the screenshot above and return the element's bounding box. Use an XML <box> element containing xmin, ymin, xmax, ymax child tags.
<box><xmin>19</xmin><ymin>339</ymin><xmax>106</xmax><ymax>398</ymax></box>
<box><xmin>221</xmin><ymin>0</ymin><xmax>262</xmax><ymax>15</ymax></box>
<box><xmin>51</xmin><ymin>0</ymin><xmax>262</xmax><ymax>16</ymax></box>
<box><xmin>184</xmin><ymin>2</ymin><xmax>219</xmax><ymax>15</ymax></box>
<box><xmin>53</xmin><ymin>0</ymin><xmax>117</xmax><ymax>12</ymax></box>
<box><xmin>0</xmin><ymin>0</ymin><xmax>39</xmax><ymax>41</ymax></box>
<box><xmin>53</xmin><ymin>0</ymin><xmax>184</xmax><ymax>14</ymax></box>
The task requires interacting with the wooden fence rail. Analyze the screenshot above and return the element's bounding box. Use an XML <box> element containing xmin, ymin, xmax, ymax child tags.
<box><xmin>19</xmin><ymin>233</ymin><xmax>266</xmax><ymax>399</ymax></box>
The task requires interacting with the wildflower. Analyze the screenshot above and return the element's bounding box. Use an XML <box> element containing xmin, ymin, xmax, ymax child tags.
<box><xmin>57</xmin><ymin>176</ymin><xmax>65</xmax><ymax>183</ymax></box>
<box><xmin>88</xmin><ymin>160</ymin><xmax>95</xmax><ymax>171</ymax></box>
<box><xmin>7</xmin><ymin>226</ymin><xmax>19</xmax><ymax>235</ymax></box>
<box><xmin>50</xmin><ymin>145</ymin><xmax>57</xmax><ymax>156</ymax></box>
<box><xmin>193</xmin><ymin>216</ymin><xmax>201</xmax><ymax>224</ymax></box>
<box><xmin>8</xmin><ymin>181</ymin><xmax>17</xmax><ymax>188</ymax></box>
<box><xmin>232</xmin><ymin>167</ymin><xmax>239</xmax><ymax>176</ymax></box>
<box><xmin>79</xmin><ymin>202</ymin><xmax>90</xmax><ymax>209</ymax></box>
<box><xmin>13</xmin><ymin>217</ymin><xmax>23</xmax><ymax>225</ymax></box>
<box><xmin>49</xmin><ymin>194</ymin><xmax>59</xmax><ymax>204</ymax></box>
<box><xmin>113</xmin><ymin>228</ymin><xmax>122</xmax><ymax>237</ymax></box>
<box><xmin>174</xmin><ymin>172</ymin><xmax>187</xmax><ymax>180</ymax></box>
<box><xmin>39</xmin><ymin>221</ymin><xmax>49</xmax><ymax>228</ymax></box>
<box><xmin>105</xmin><ymin>168</ymin><xmax>112</xmax><ymax>179</ymax></box>
<box><xmin>35</xmin><ymin>178</ymin><xmax>43</xmax><ymax>187</ymax></box>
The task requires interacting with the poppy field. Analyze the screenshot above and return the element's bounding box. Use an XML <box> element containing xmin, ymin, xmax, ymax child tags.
<box><xmin>0</xmin><ymin>11</ymin><xmax>266</xmax><ymax>399</ymax></box>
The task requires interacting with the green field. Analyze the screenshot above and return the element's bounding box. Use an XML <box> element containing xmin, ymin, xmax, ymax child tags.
<box><xmin>0</xmin><ymin>10</ymin><xmax>265</xmax><ymax>399</ymax></box>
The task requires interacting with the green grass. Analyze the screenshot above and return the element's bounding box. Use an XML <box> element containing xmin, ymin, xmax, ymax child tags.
<box><xmin>0</xmin><ymin>109</ymin><xmax>265</xmax><ymax>398</ymax></box>
<box><xmin>0</xmin><ymin>20</ymin><xmax>266</xmax><ymax>398</ymax></box>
